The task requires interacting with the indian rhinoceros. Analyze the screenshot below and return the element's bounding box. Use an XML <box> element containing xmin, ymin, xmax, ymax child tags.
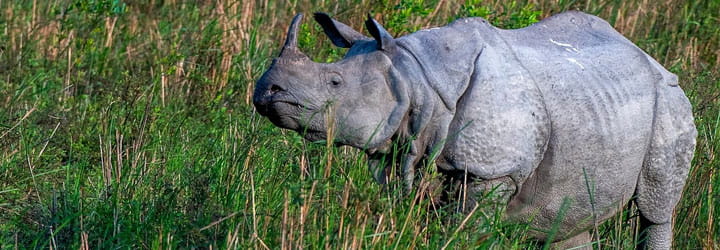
<box><xmin>252</xmin><ymin>11</ymin><xmax>697</xmax><ymax>249</ymax></box>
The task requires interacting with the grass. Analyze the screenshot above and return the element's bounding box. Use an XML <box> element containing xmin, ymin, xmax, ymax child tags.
<box><xmin>0</xmin><ymin>0</ymin><xmax>718</xmax><ymax>248</ymax></box>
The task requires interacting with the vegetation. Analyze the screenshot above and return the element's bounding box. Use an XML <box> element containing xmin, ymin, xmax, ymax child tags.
<box><xmin>1</xmin><ymin>0</ymin><xmax>717</xmax><ymax>248</ymax></box>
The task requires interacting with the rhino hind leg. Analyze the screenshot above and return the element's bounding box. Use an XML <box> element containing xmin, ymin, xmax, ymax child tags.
<box><xmin>635</xmin><ymin>131</ymin><xmax>693</xmax><ymax>250</ymax></box>
<box><xmin>635</xmin><ymin>87</ymin><xmax>697</xmax><ymax>250</ymax></box>
<box><xmin>637</xmin><ymin>216</ymin><xmax>672</xmax><ymax>249</ymax></box>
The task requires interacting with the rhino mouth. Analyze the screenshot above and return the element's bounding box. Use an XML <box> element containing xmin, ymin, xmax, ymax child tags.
<box><xmin>256</xmin><ymin>97</ymin><xmax>310</xmax><ymax>116</ymax></box>
<box><xmin>274</xmin><ymin>100</ymin><xmax>310</xmax><ymax>110</ymax></box>
<box><xmin>257</xmin><ymin>99</ymin><xmax>326</xmax><ymax>135</ymax></box>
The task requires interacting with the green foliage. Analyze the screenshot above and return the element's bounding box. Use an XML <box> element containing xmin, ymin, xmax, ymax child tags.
<box><xmin>72</xmin><ymin>0</ymin><xmax>127</xmax><ymax>16</ymax></box>
<box><xmin>461</xmin><ymin>0</ymin><xmax>541</xmax><ymax>29</ymax></box>
<box><xmin>461</xmin><ymin>0</ymin><xmax>492</xmax><ymax>19</ymax></box>
<box><xmin>504</xmin><ymin>2</ymin><xmax>542</xmax><ymax>29</ymax></box>
<box><xmin>381</xmin><ymin>0</ymin><xmax>434</xmax><ymax>35</ymax></box>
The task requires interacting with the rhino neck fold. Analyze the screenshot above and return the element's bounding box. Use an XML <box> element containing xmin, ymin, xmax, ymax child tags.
<box><xmin>364</xmin><ymin>36</ymin><xmax>487</xmax><ymax>185</ymax></box>
<box><xmin>391</xmin><ymin>36</ymin><xmax>485</xmax><ymax>150</ymax></box>
<box><xmin>359</xmin><ymin>64</ymin><xmax>412</xmax><ymax>153</ymax></box>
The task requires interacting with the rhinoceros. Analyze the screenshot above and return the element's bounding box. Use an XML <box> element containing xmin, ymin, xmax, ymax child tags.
<box><xmin>253</xmin><ymin>11</ymin><xmax>697</xmax><ymax>249</ymax></box>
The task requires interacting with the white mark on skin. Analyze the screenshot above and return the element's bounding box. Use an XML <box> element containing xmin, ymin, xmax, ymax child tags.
<box><xmin>550</xmin><ymin>38</ymin><xmax>580</xmax><ymax>53</ymax></box>
<box><xmin>566</xmin><ymin>58</ymin><xmax>585</xmax><ymax>69</ymax></box>
<box><xmin>549</xmin><ymin>38</ymin><xmax>572</xmax><ymax>47</ymax></box>
<box><xmin>421</xmin><ymin>27</ymin><xmax>441</xmax><ymax>32</ymax></box>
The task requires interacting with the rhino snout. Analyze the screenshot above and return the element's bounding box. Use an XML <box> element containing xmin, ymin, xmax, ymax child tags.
<box><xmin>253</xmin><ymin>79</ymin><xmax>287</xmax><ymax>108</ymax></box>
<box><xmin>252</xmin><ymin>79</ymin><xmax>310</xmax><ymax>132</ymax></box>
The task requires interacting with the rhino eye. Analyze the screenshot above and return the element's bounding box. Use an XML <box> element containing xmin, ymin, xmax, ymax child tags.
<box><xmin>322</xmin><ymin>72</ymin><xmax>344</xmax><ymax>88</ymax></box>
<box><xmin>328</xmin><ymin>75</ymin><xmax>343</xmax><ymax>87</ymax></box>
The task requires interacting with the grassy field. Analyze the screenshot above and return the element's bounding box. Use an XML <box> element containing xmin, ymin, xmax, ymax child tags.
<box><xmin>0</xmin><ymin>0</ymin><xmax>718</xmax><ymax>248</ymax></box>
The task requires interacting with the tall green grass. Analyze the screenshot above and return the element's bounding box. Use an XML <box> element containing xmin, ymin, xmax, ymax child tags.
<box><xmin>0</xmin><ymin>0</ymin><xmax>718</xmax><ymax>248</ymax></box>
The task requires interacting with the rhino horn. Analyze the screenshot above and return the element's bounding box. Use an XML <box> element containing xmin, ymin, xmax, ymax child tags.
<box><xmin>279</xmin><ymin>13</ymin><xmax>309</xmax><ymax>60</ymax></box>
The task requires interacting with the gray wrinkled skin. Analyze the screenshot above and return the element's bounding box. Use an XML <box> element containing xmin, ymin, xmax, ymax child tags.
<box><xmin>253</xmin><ymin>11</ymin><xmax>697</xmax><ymax>249</ymax></box>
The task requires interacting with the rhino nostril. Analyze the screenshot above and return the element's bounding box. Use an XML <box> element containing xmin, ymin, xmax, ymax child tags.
<box><xmin>270</xmin><ymin>84</ymin><xmax>284</xmax><ymax>93</ymax></box>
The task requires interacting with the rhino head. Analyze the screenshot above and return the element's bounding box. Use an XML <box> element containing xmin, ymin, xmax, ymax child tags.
<box><xmin>254</xmin><ymin>13</ymin><xmax>411</xmax><ymax>151</ymax></box>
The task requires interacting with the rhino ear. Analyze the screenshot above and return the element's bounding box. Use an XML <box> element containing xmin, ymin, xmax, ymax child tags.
<box><xmin>314</xmin><ymin>12</ymin><xmax>369</xmax><ymax>48</ymax></box>
<box><xmin>365</xmin><ymin>14</ymin><xmax>394</xmax><ymax>51</ymax></box>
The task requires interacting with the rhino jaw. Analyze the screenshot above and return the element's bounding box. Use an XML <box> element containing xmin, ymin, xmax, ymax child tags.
<box><xmin>257</xmin><ymin>102</ymin><xmax>328</xmax><ymax>140</ymax></box>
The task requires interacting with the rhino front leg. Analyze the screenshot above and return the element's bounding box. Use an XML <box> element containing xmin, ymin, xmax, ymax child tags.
<box><xmin>460</xmin><ymin>175</ymin><xmax>516</xmax><ymax>212</ymax></box>
<box><xmin>367</xmin><ymin>148</ymin><xmax>420</xmax><ymax>192</ymax></box>
<box><xmin>401</xmin><ymin>137</ymin><xmax>433</xmax><ymax>192</ymax></box>
<box><xmin>368</xmin><ymin>157</ymin><xmax>390</xmax><ymax>185</ymax></box>
<box><xmin>402</xmin><ymin>155</ymin><xmax>416</xmax><ymax>192</ymax></box>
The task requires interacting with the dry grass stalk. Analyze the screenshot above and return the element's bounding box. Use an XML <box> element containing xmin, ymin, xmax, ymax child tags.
<box><xmin>282</xmin><ymin>190</ymin><xmax>289</xmax><ymax>250</ymax></box>
<box><xmin>105</xmin><ymin>16</ymin><xmax>118</xmax><ymax>48</ymax></box>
